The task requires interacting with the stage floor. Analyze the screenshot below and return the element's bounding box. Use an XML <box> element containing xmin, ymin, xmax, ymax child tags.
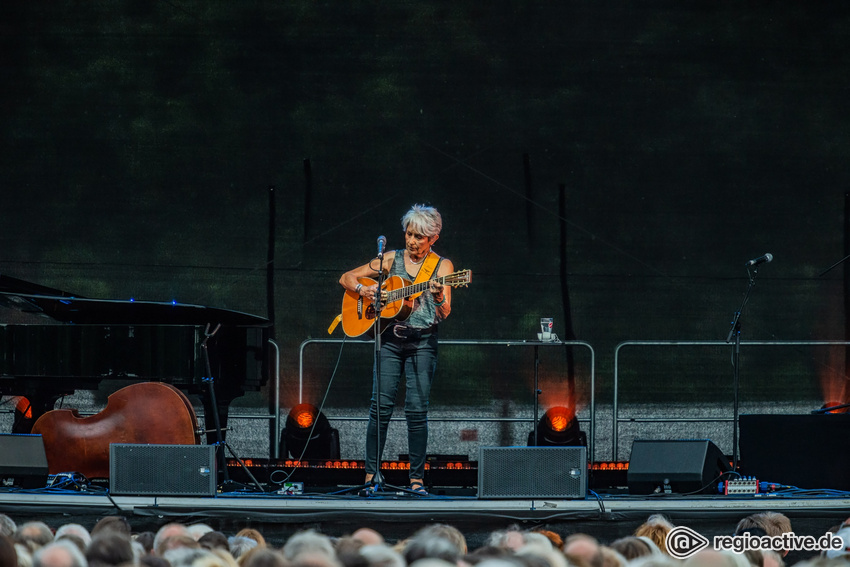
<box><xmin>2</xmin><ymin>488</ymin><xmax>848</xmax><ymax>559</ymax></box>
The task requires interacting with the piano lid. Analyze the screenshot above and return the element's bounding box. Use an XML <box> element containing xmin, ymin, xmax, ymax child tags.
<box><xmin>0</xmin><ymin>274</ymin><xmax>269</xmax><ymax>326</ymax></box>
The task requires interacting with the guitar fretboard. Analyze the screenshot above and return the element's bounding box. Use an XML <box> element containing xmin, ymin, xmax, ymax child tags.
<box><xmin>386</xmin><ymin>277</ymin><xmax>445</xmax><ymax>303</ymax></box>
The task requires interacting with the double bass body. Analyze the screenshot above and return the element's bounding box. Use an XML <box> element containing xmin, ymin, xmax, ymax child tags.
<box><xmin>31</xmin><ymin>382</ymin><xmax>201</xmax><ymax>479</ymax></box>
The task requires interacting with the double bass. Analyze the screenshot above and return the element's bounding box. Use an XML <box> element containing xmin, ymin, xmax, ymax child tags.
<box><xmin>31</xmin><ymin>382</ymin><xmax>202</xmax><ymax>479</ymax></box>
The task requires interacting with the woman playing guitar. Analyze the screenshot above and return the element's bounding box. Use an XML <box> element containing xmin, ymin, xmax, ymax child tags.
<box><xmin>339</xmin><ymin>204</ymin><xmax>454</xmax><ymax>496</ymax></box>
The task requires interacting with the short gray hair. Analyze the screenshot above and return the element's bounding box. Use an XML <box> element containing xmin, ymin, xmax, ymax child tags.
<box><xmin>55</xmin><ymin>524</ymin><xmax>92</xmax><ymax>548</ymax></box>
<box><xmin>401</xmin><ymin>204</ymin><xmax>442</xmax><ymax>237</ymax></box>
<box><xmin>282</xmin><ymin>530</ymin><xmax>336</xmax><ymax>562</ymax></box>
<box><xmin>33</xmin><ymin>540</ymin><xmax>87</xmax><ymax>567</ymax></box>
<box><xmin>0</xmin><ymin>514</ymin><xmax>16</xmax><ymax>537</ymax></box>
<box><xmin>227</xmin><ymin>535</ymin><xmax>258</xmax><ymax>559</ymax></box>
<box><xmin>359</xmin><ymin>544</ymin><xmax>406</xmax><ymax>567</ymax></box>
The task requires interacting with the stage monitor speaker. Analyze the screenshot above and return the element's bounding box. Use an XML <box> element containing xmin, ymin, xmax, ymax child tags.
<box><xmin>627</xmin><ymin>439</ymin><xmax>730</xmax><ymax>495</ymax></box>
<box><xmin>740</xmin><ymin>414</ymin><xmax>850</xmax><ymax>491</ymax></box>
<box><xmin>478</xmin><ymin>446</ymin><xmax>586</xmax><ymax>499</ymax></box>
<box><xmin>0</xmin><ymin>434</ymin><xmax>48</xmax><ymax>489</ymax></box>
<box><xmin>110</xmin><ymin>444</ymin><xmax>216</xmax><ymax>496</ymax></box>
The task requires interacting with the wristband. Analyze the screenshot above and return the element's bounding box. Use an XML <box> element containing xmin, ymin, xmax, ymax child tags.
<box><xmin>355</xmin><ymin>283</ymin><xmax>363</xmax><ymax>294</ymax></box>
<box><xmin>434</xmin><ymin>295</ymin><xmax>446</xmax><ymax>306</ymax></box>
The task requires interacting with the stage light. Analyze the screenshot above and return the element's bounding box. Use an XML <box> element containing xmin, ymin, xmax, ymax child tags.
<box><xmin>528</xmin><ymin>405</ymin><xmax>587</xmax><ymax>447</ymax></box>
<box><xmin>280</xmin><ymin>403</ymin><xmax>340</xmax><ymax>460</ymax></box>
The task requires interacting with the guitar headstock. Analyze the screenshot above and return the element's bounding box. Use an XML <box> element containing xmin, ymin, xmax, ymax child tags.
<box><xmin>445</xmin><ymin>269</ymin><xmax>472</xmax><ymax>288</ymax></box>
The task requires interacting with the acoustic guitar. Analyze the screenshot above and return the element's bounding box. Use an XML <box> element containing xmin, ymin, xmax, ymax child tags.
<box><xmin>340</xmin><ymin>270</ymin><xmax>472</xmax><ymax>337</ymax></box>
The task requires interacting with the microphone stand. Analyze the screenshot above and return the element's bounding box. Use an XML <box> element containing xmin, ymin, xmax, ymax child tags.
<box><xmin>812</xmin><ymin>402</ymin><xmax>850</xmax><ymax>414</ymax></box>
<box><xmin>818</xmin><ymin>253</ymin><xmax>850</xmax><ymax>277</ymax></box>
<box><xmin>725</xmin><ymin>265</ymin><xmax>761</xmax><ymax>473</ymax></box>
<box><xmin>201</xmin><ymin>323</ymin><xmax>263</xmax><ymax>493</ymax></box>
<box><xmin>358</xmin><ymin>247</ymin><xmax>425</xmax><ymax>498</ymax></box>
<box><xmin>367</xmin><ymin>250</ymin><xmax>389</xmax><ymax>494</ymax></box>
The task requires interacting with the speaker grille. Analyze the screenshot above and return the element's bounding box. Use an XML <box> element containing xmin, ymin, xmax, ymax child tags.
<box><xmin>110</xmin><ymin>444</ymin><xmax>216</xmax><ymax>496</ymax></box>
<box><xmin>478</xmin><ymin>446</ymin><xmax>587</xmax><ymax>498</ymax></box>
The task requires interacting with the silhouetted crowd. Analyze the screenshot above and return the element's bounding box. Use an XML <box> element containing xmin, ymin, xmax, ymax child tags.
<box><xmin>0</xmin><ymin>511</ymin><xmax>847</xmax><ymax>567</ymax></box>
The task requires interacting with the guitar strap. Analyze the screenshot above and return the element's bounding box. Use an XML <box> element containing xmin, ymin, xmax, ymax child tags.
<box><xmin>409</xmin><ymin>251</ymin><xmax>440</xmax><ymax>297</ymax></box>
<box><xmin>328</xmin><ymin>251</ymin><xmax>441</xmax><ymax>334</ymax></box>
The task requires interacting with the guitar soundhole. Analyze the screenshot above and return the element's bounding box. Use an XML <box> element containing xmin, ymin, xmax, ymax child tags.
<box><xmin>365</xmin><ymin>304</ymin><xmax>376</xmax><ymax>320</ymax></box>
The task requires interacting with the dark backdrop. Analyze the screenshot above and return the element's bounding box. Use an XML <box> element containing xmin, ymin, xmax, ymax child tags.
<box><xmin>2</xmin><ymin>2</ymin><xmax>848</xmax><ymax>420</ymax></box>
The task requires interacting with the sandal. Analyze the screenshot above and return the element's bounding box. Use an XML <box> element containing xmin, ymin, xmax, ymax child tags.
<box><xmin>408</xmin><ymin>481</ymin><xmax>428</xmax><ymax>496</ymax></box>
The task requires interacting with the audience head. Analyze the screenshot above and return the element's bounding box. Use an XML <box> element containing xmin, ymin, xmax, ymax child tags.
<box><xmin>282</xmin><ymin>530</ymin><xmax>336</xmax><ymax>563</ymax></box>
<box><xmin>563</xmin><ymin>534</ymin><xmax>603</xmax><ymax>567</ymax></box>
<box><xmin>90</xmin><ymin>517</ymin><xmax>131</xmax><ymax>539</ymax></box>
<box><xmin>162</xmin><ymin>547</ymin><xmax>225</xmax><ymax>567</ymax></box>
<box><xmin>32</xmin><ymin>540</ymin><xmax>87</xmax><ymax>567</ymax></box>
<box><xmin>227</xmin><ymin>535</ymin><xmax>258</xmax><ymax>560</ymax></box>
<box><xmin>240</xmin><ymin>547</ymin><xmax>289</xmax><ymax>567</ymax></box>
<box><xmin>334</xmin><ymin>536</ymin><xmax>365</xmax><ymax>567</ymax></box>
<box><xmin>403</xmin><ymin>527</ymin><xmax>463</xmax><ymax>565</ymax></box>
<box><xmin>134</xmin><ymin>531</ymin><xmax>155</xmax><ymax>554</ymax></box>
<box><xmin>359</xmin><ymin>544</ymin><xmax>405</xmax><ymax>567</ymax></box>
<box><xmin>0</xmin><ymin>515</ymin><xmax>17</xmax><ymax>538</ymax></box>
<box><xmin>199</xmin><ymin>531</ymin><xmax>231</xmax><ymax>552</ymax></box>
<box><xmin>634</xmin><ymin>515</ymin><xmax>674</xmax><ymax>555</ymax></box>
<box><xmin>598</xmin><ymin>546</ymin><xmax>626</xmax><ymax>567</ymax></box>
<box><xmin>532</xmin><ymin>530</ymin><xmax>563</xmax><ymax>550</ymax></box>
<box><xmin>153</xmin><ymin>523</ymin><xmax>194</xmax><ymax>556</ymax></box>
<box><xmin>236</xmin><ymin>528</ymin><xmax>267</xmax><ymax>548</ymax></box>
<box><xmin>351</xmin><ymin>529</ymin><xmax>384</xmax><ymax>547</ymax></box>
<box><xmin>187</xmin><ymin>524</ymin><xmax>215</xmax><ymax>542</ymax></box>
<box><xmin>735</xmin><ymin>513</ymin><xmax>793</xmax><ymax>557</ymax></box>
<box><xmin>515</xmin><ymin>536</ymin><xmax>567</xmax><ymax>567</ymax></box>
<box><xmin>16</xmin><ymin>522</ymin><xmax>55</xmax><ymax>553</ymax></box>
<box><xmin>413</xmin><ymin>524</ymin><xmax>467</xmax><ymax>555</ymax></box>
<box><xmin>85</xmin><ymin>531</ymin><xmax>134</xmax><ymax>567</ymax></box>
<box><xmin>55</xmin><ymin>525</ymin><xmax>92</xmax><ymax>550</ymax></box>
<box><xmin>487</xmin><ymin>526</ymin><xmax>525</xmax><ymax>552</ymax></box>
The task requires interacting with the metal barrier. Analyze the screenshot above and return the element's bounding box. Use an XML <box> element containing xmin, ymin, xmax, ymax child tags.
<box><xmin>612</xmin><ymin>340</ymin><xmax>850</xmax><ymax>460</ymax></box>
<box><xmin>299</xmin><ymin>338</ymin><xmax>598</xmax><ymax>461</ymax></box>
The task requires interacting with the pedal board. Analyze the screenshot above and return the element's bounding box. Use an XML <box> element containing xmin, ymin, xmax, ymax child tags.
<box><xmin>721</xmin><ymin>477</ymin><xmax>759</xmax><ymax>495</ymax></box>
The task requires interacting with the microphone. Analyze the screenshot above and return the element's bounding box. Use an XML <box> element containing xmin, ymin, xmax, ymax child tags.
<box><xmin>745</xmin><ymin>253</ymin><xmax>773</xmax><ymax>267</ymax></box>
<box><xmin>377</xmin><ymin>235</ymin><xmax>387</xmax><ymax>258</ymax></box>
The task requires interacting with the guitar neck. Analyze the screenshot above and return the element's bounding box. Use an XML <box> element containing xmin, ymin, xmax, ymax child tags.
<box><xmin>387</xmin><ymin>275</ymin><xmax>448</xmax><ymax>303</ymax></box>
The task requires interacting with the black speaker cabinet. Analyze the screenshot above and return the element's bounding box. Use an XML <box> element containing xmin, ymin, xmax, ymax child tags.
<box><xmin>0</xmin><ymin>434</ymin><xmax>48</xmax><ymax>489</ymax></box>
<box><xmin>110</xmin><ymin>444</ymin><xmax>216</xmax><ymax>496</ymax></box>
<box><xmin>627</xmin><ymin>439</ymin><xmax>730</xmax><ymax>495</ymax></box>
<box><xmin>740</xmin><ymin>414</ymin><xmax>850</xmax><ymax>491</ymax></box>
<box><xmin>478</xmin><ymin>446</ymin><xmax>587</xmax><ymax>498</ymax></box>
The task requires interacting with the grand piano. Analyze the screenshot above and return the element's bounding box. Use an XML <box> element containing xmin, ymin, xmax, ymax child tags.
<box><xmin>0</xmin><ymin>274</ymin><xmax>271</xmax><ymax>443</ymax></box>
